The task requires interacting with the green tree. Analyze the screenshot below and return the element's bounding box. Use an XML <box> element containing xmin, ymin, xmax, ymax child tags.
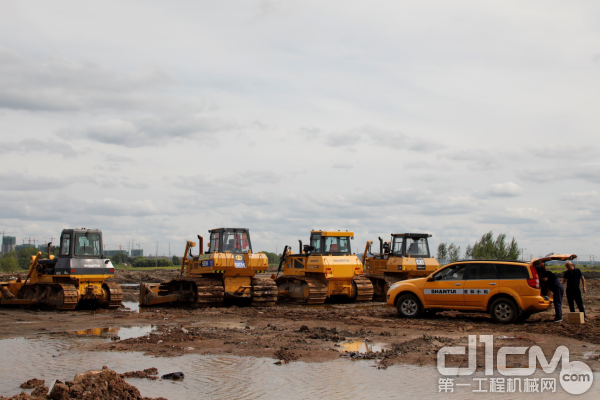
<box><xmin>110</xmin><ymin>252</ymin><xmax>128</xmax><ymax>265</ymax></box>
<box><xmin>17</xmin><ymin>247</ymin><xmax>41</xmax><ymax>270</ymax></box>
<box><xmin>172</xmin><ymin>255</ymin><xmax>181</xmax><ymax>266</ymax></box>
<box><xmin>261</xmin><ymin>251</ymin><xmax>280</xmax><ymax>265</ymax></box>
<box><xmin>507</xmin><ymin>238</ymin><xmax>520</xmax><ymax>260</ymax></box>
<box><xmin>1</xmin><ymin>253</ymin><xmax>19</xmax><ymax>272</ymax></box>
<box><xmin>471</xmin><ymin>231</ymin><xmax>519</xmax><ymax>260</ymax></box>
<box><xmin>448</xmin><ymin>243</ymin><xmax>461</xmax><ymax>263</ymax></box>
<box><xmin>437</xmin><ymin>243</ymin><xmax>448</xmax><ymax>262</ymax></box>
<box><xmin>464</xmin><ymin>245</ymin><xmax>473</xmax><ymax>259</ymax></box>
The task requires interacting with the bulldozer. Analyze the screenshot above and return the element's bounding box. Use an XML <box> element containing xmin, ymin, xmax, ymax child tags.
<box><xmin>275</xmin><ymin>230</ymin><xmax>373</xmax><ymax>304</ymax></box>
<box><xmin>139</xmin><ymin>228</ymin><xmax>277</xmax><ymax>307</ymax></box>
<box><xmin>362</xmin><ymin>233</ymin><xmax>440</xmax><ymax>299</ymax></box>
<box><xmin>0</xmin><ymin>228</ymin><xmax>122</xmax><ymax>310</ymax></box>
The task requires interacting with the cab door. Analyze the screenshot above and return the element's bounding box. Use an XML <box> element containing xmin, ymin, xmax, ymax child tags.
<box><xmin>423</xmin><ymin>264</ymin><xmax>467</xmax><ymax>306</ymax></box>
<box><xmin>463</xmin><ymin>263</ymin><xmax>498</xmax><ymax>308</ymax></box>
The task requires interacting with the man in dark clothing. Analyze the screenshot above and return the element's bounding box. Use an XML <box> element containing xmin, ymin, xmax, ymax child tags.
<box><xmin>540</xmin><ymin>264</ymin><xmax>564</xmax><ymax>322</ymax></box>
<box><xmin>561</xmin><ymin>261</ymin><xmax>588</xmax><ymax>322</ymax></box>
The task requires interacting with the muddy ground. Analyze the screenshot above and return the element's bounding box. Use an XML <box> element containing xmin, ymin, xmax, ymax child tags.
<box><xmin>1</xmin><ymin>270</ymin><xmax>599</xmax><ymax>376</ymax></box>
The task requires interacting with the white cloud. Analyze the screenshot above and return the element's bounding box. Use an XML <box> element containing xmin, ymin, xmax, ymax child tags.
<box><xmin>485</xmin><ymin>182</ymin><xmax>524</xmax><ymax>197</ymax></box>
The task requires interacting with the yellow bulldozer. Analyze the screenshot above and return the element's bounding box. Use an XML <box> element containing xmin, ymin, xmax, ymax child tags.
<box><xmin>362</xmin><ymin>233</ymin><xmax>440</xmax><ymax>299</ymax></box>
<box><xmin>139</xmin><ymin>228</ymin><xmax>277</xmax><ymax>307</ymax></box>
<box><xmin>0</xmin><ymin>228</ymin><xmax>122</xmax><ymax>310</ymax></box>
<box><xmin>275</xmin><ymin>230</ymin><xmax>374</xmax><ymax>304</ymax></box>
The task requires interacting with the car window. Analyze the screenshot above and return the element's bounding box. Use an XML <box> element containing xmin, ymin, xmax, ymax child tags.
<box><xmin>433</xmin><ymin>264</ymin><xmax>467</xmax><ymax>281</ymax></box>
<box><xmin>496</xmin><ymin>264</ymin><xmax>529</xmax><ymax>279</ymax></box>
<box><xmin>465</xmin><ymin>263</ymin><xmax>497</xmax><ymax>280</ymax></box>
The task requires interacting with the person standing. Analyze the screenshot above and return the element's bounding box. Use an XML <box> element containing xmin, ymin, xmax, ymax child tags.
<box><xmin>561</xmin><ymin>261</ymin><xmax>588</xmax><ymax>322</ymax></box>
<box><xmin>540</xmin><ymin>264</ymin><xmax>564</xmax><ymax>322</ymax></box>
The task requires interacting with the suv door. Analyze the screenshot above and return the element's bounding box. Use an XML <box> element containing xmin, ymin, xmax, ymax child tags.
<box><xmin>423</xmin><ymin>263</ymin><xmax>467</xmax><ymax>306</ymax></box>
<box><xmin>463</xmin><ymin>263</ymin><xmax>498</xmax><ymax>308</ymax></box>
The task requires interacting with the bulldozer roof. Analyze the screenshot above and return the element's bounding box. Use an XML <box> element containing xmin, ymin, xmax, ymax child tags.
<box><xmin>208</xmin><ymin>228</ymin><xmax>250</xmax><ymax>232</ymax></box>
<box><xmin>311</xmin><ymin>230</ymin><xmax>354</xmax><ymax>237</ymax></box>
<box><xmin>392</xmin><ymin>233</ymin><xmax>432</xmax><ymax>238</ymax></box>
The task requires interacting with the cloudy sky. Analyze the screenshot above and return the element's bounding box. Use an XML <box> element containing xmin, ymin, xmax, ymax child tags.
<box><xmin>1</xmin><ymin>1</ymin><xmax>599</xmax><ymax>260</ymax></box>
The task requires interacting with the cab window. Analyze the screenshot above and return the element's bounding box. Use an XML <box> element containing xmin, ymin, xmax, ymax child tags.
<box><xmin>310</xmin><ymin>235</ymin><xmax>321</xmax><ymax>253</ymax></box>
<box><xmin>405</xmin><ymin>238</ymin><xmax>430</xmax><ymax>257</ymax></box>
<box><xmin>465</xmin><ymin>264</ymin><xmax>497</xmax><ymax>280</ymax></box>
<box><xmin>60</xmin><ymin>235</ymin><xmax>70</xmax><ymax>256</ymax></box>
<box><xmin>222</xmin><ymin>231</ymin><xmax>250</xmax><ymax>253</ymax></box>
<box><xmin>209</xmin><ymin>232</ymin><xmax>220</xmax><ymax>253</ymax></box>
<box><xmin>433</xmin><ymin>264</ymin><xmax>467</xmax><ymax>281</ymax></box>
<box><xmin>74</xmin><ymin>233</ymin><xmax>101</xmax><ymax>257</ymax></box>
<box><xmin>392</xmin><ymin>237</ymin><xmax>404</xmax><ymax>256</ymax></box>
<box><xmin>324</xmin><ymin>236</ymin><xmax>350</xmax><ymax>253</ymax></box>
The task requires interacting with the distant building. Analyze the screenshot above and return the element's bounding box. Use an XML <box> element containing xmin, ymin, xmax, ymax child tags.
<box><xmin>2</xmin><ymin>236</ymin><xmax>16</xmax><ymax>254</ymax></box>
<box><xmin>105</xmin><ymin>250</ymin><xmax>129</xmax><ymax>257</ymax></box>
<box><xmin>15</xmin><ymin>243</ymin><xmax>35</xmax><ymax>252</ymax></box>
<box><xmin>131</xmin><ymin>249</ymin><xmax>143</xmax><ymax>257</ymax></box>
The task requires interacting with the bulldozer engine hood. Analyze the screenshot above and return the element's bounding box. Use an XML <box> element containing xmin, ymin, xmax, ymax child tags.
<box><xmin>54</xmin><ymin>258</ymin><xmax>115</xmax><ymax>276</ymax></box>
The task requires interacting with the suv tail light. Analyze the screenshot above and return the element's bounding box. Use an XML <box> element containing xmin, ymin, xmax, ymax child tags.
<box><xmin>527</xmin><ymin>265</ymin><xmax>540</xmax><ymax>289</ymax></box>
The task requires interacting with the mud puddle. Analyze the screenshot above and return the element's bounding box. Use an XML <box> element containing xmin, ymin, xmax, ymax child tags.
<box><xmin>1</xmin><ymin>334</ymin><xmax>597</xmax><ymax>399</ymax></box>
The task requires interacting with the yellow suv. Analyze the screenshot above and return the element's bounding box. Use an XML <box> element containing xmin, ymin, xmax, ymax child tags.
<box><xmin>387</xmin><ymin>255</ymin><xmax>576</xmax><ymax>323</ymax></box>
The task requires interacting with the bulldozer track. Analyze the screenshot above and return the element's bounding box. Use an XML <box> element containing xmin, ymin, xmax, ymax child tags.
<box><xmin>305</xmin><ymin>278</ymin><xmax>328</xmax><ymax>304</ymax></box>
<box><xmin>352</xmin><ymin>275</ymin><xmax>374</xmax><ymax>302</ymax></box>
<box><xmin>276</xmin><ymin>276</ymin><xmax>328</xmax><ymax>305</ymax></box>
<box><xmin>251</xmin><ymin>277</ymin><xmax>277</xmax><ymax>307</ymax></box>
<box><xmin>192</xmin><ymin>277</ymin><xmax>225</xmax><ymax>307</ymax></box>
<box><xmin>103</xmin><ymin>282</ymin><xmax>123</xmax><ymax>309</ymax></box>
<box><xmin>17</xmin><ymin>283</ymin><xmax>78</xmax><ymax>311</ymax></box>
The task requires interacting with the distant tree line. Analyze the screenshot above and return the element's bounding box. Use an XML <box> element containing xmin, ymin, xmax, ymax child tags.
<box><xmin>437</xmin><ymin>231</ymin><xmax>520</xmax><ymax>264</ymax></box>
<box><xmin>0</xmin><ymin>246</ymin><xmax>60</xmax><ymax>272</ymax></box>
<box><xmin>110</xmin><ymin>252</ymin><xmax>179</xmax><ymax>268</ymax></box>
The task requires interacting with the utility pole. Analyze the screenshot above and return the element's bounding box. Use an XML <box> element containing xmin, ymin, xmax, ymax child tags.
<box><xmin>520</xmin><ymin>248</ymin><xmax>526</xmax><ymax>261</ymax></box>
<box><xmin>169</xmin><ymin>243</ymin><xmax>171</xmax><ymax>260</ymax></box>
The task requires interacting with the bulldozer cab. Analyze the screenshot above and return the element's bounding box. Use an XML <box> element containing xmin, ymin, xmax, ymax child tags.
<box><xmin>53</xmin><ymin>229</ymin><xmax>113</xmax><ymax>276</ymax></box>
<box><xmin>60</xmin><ymin>229</ymin><xmax>103</xmax><ymax>258</ymax></box>
<box><xmin>391</xmin><ymin>233</ymin><xmax>431</xmax><ymax>258</ymax></box>
<box><xmin>207</xmin><ymin>228</ymin><xmax>252</xmax><ymax>254</ymax></box>
<box><xmin>309</xmin><ymin>231</ymin><xmax>353</xmax><ymax>255</ymax></box>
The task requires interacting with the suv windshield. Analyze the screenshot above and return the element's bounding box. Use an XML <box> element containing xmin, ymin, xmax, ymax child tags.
<box><xmin>74</xmin><ymin>233</ymin><xmax>101</xmax><ymax>257</ymax></box>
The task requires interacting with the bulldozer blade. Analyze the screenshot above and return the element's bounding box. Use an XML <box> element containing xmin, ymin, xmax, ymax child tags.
<box><xmin>139</xmin><ymin>283</ymin><xmax>177</xmax><ymax>306</ymax></box>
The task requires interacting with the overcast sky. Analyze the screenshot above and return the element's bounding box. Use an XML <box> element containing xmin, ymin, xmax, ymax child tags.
<box><xmin>1</xmin><ymin>1</ymin><xmax>599</xmax><ymax>260</ymax></box>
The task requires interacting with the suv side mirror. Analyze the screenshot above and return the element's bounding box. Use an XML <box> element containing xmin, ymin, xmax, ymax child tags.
<box><xmin>427</xmin><ymin>276</ymin><xmax>434</xmax><ymax>282</ymax></box>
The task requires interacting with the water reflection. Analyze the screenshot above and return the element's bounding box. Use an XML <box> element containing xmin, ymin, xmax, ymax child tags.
<box><xmin>70</xmin><ymin>326</ymin><xmax>154</xmax><ymax>340</ymax></box>
<box><xmin>340</xmin><ymin>339</ymin><xmax>387</xmax><ymax>353</ymax></box>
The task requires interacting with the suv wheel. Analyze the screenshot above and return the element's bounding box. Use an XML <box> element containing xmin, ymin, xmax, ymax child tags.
<box><xmin>490</xmin><ymin>298</ymin><xmax>518</xmax><ymax>324</ymax></box>
<box><xmin>396</xmin><ymin>294</ymin><xmax>422</xmax><ymax>318</ymax></box>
